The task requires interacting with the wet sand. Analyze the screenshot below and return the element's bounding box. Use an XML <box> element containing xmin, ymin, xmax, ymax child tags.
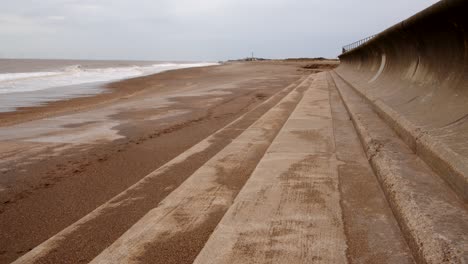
<box><xmin>0</xmin><ymin>61</ymin><xmax>322</xmax><ymax>263</ymax></box>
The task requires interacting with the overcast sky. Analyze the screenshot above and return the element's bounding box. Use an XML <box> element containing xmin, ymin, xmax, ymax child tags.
<box><xmin>0</xmin><ymin>0</ymin><xmax>439</xmax><ymax>61</ymax></box>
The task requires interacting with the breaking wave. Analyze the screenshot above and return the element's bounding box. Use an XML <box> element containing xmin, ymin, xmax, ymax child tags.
<box><xmin>0</xmin><ymin>62</ymin><xmax>216</xmax><ymax>94</ymax></box>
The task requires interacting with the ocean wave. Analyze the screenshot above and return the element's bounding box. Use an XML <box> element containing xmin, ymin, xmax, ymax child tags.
<box><xmin>0</xmin><ymin>62</ymin><xmax>217</xmax><ymax>94</ymax></box>
<box><xmin>0</xmin><ymin>71</ymin><xmax>62</xmax><ymax>82</ymax></box>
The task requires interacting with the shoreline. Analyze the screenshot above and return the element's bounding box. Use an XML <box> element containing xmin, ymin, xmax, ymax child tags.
<box><xmin>0</xmin><ymin>64</ymin><xmax>219</xmax><ymax>127</ymax></box>
<box><xmin>0</xmin><ymin>58</ymin><xmax>205</xmax><ymax>73</ymax></box>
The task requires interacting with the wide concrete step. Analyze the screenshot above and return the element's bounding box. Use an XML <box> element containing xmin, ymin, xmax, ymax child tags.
<box><xmin>334</xmin><ymin>70</ymin><xmax>468</xmax><ymax>203</ymax></box>
<box><xmin>12</xmin><ymin>75</ymin><xmax>310</xmax><ymax>264</ymax></box>
<box><xmin>87</xmin><ymin>75</ymin><xmax>314</xmax><ymax>263</ymax></box>
<box><xmin>194</xmin><ymin>72</ymin><xmax>414</xmax><ymax>264</ymax></box>
<box><xmin>330</xmin><ymin>71</ymin><xmax>468</xmax><ymax>264</ymax></box>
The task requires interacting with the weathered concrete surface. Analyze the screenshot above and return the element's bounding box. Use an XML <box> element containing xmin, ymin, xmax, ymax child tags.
<box><xmin>328</xmin><ymin>76</ymin><xmax>414</xmax><ymax>264</ymax></box>
<box><xmin>66</xmin><ymin>72</ymin><xmax>415</xmax><ymax>264</ymax></box>
<box><xmin>194</xmin><ymin>73</ymin><xmax>414</xmax><ymax>264</ymax></box>
<box><xmin>337</xmin><ymin>0</ymin><xmax>468</xmax><ymax>201</ymax></box>
<box><xmin>88</xmin><ymin>76</ymin><xmax>312</xmax><ymax>263</ymax></box>
<box><xmin>10</xmin><ymin>73</ymin><xmax>309</xmax><ymax>264</ymax></box>
<box><xmin>194</xmin><ymin>74</ymin><xmax>348</xmax><ymax>264</ymax></box>
<box><xmin>5</xmin><ymin>61</ymin><xmax>428</xmax><ymax>264</ymax></box>
<box><xmin>331</xmin><ymin>71</ymin><xmax>468</xmax><ymax>264</ymax></box>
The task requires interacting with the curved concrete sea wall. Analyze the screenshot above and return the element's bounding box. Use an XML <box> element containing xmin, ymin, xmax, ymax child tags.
<box><xmin>336</xmin><ymin>0</ymin><xmax>468</xmax><ymax>201</ymax></box>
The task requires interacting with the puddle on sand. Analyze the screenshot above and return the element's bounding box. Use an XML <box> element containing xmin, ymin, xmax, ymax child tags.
<box><xmin>26</xmin><ymin>122</ymin><xmax>124</xmax><ymax>144</ymax></box>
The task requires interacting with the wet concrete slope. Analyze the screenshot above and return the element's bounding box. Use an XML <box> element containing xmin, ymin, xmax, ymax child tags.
<box><xmin>335</xmin><ymin>0</ymin><xmax>468</xmax><ymax>201</ymax></box>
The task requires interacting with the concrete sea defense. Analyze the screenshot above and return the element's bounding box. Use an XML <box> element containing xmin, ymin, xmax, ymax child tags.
<box><xmin>333</xmin><ymin>0</ymin><xmax>468</xmax><ymax>262</ymax></box>
<box><xmin>336</xmin><ymin>0</ymin><xmax>468</xmax><ymax>202</ymax></box>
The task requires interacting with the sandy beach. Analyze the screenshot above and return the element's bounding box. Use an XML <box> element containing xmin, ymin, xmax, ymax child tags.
<box><xmin>0</xmin><ymin>60</ymin><xmax>335</xmax><ymax>263</ymax></box>
<box><xmin>3</xmin><ymin>1</ymin><xmax>467</xmax><ymax>264</ymax></box>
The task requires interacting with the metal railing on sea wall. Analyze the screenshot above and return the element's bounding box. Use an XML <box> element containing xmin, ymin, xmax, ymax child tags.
<box><xmin>342</xmin><ymin>35</ymin><xmax>376</xmax><ymax>54</ymax></box>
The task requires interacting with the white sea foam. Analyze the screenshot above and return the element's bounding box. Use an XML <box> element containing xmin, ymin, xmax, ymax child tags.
<box><xmin>0</xmin><ymin>62</ymin><xmax>216</xmax><ymax>94</ymax></box>
<box><xmin>0</xmin><ymin>71</ymin><xmax>62</xmax><ymax>82</ymax></box>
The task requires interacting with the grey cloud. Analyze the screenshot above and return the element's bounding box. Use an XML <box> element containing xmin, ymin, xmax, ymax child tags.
<box><xmin>0</xmin><ymin>0</ymin><xmax>440</xmax><ymax>61</ymax></box>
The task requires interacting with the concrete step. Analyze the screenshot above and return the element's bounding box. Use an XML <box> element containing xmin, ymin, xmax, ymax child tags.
<box><xmin>12</xmin><ymin>76</ymin><xmax>310</xmax><ymax>264</ymax></box>
<box><xmin>327</xmin><ymin>75</ymin><xmax>414</xmax><ymax>263</ymax></box>
<box><xmin>87</xmin><ymin>75</ymin><xmax>314</xmax><ymax>263</ymax></box>
<box><xmin>330</xmin><ymin>71</ymin><xmax>468</xmax><ymax>264</ymax></box>
<box><xmin>193</xmin><ymin>72</ymin><xmax>414</xmax><ymax>264</ymax></box>
<box><xmin>334</xmin><ymin>71</ymin><xmax>468</xmax><ymax>203</ymax></box>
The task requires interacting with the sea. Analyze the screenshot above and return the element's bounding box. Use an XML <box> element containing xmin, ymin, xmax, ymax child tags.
<box><xmin>0</xmin><ymin>59</ymin><xmax>216</xmax><ymax>113</ymax></box>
